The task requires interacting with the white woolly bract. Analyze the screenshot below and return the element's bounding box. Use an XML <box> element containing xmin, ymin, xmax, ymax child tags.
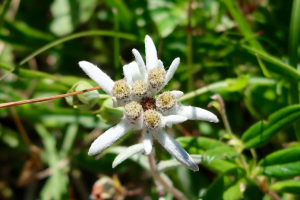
<box><xmin>143</xmin><ymin>131</ymin><xmax>153</xmax><ymax>155</ymax></box>
<box><xmin>79</xmin><ymin>61</ymin><xmax>114</xmax><ymax>95</ymax></box>
<box><xmin>88</xmin><ymin>119</ymin><xmax>131</xmax><ymax>155</ymax></box>
<box><xmin>153</xmin><ymin>130</ymin><xmax>199</xmax><ymax>171</ymax></box>
<box><xmin>175</xmin><ymin>105</ymin><xmax>219</xmax><ymax>123</ymax></box>
<box><xmin>145</xmin><ymin>35</ymin><xmax>158</xmax><ymax>71</ymax></box>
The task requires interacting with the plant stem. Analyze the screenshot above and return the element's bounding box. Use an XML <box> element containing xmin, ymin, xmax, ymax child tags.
<box><xmin>186</xmin><ymin>0</ymin><xmax>194</xmax><ymax>95</ymax></box>
<box><xmin>147</xmin><ymin>153</ymin><xmax>187</xmax><ymax>200</ymax></box>
<box><xmin>210</xmin><ymin>94</ymin><xmax>233</xmax><ymax>137</ymax></box>
<box><xmin>19</xmin><ymin>30</ymin><xmax>137</xmax><ymax>65</ymax></box>
<box><xmin>288</xmin><ymin>0</ymin><xmax>300</xmax><ymax>141</ymax></box>
<box><xmin>0</xmin><ymin>86</ymin><xmax>101</xmax><ymax>108</ymax></box>
<box><xmin>0</xmin><ymin>0</ymin><xmax>12</xmax><ymax>31</ymax></box>
<box><xmin>113</xmin><ymin>8</ymin><xmax>120</xmax><ymax>79</ymax></box>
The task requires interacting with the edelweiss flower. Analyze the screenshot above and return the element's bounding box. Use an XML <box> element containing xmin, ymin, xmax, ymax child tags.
<box><xmin>79</xmin><ymin>35</ymin><xmax>219</xmax><ymax>171</ymax></box>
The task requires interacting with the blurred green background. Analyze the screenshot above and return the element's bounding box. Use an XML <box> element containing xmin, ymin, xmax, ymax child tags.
<box><xmin>1</xmin><ymin>0</ymin><xmax>300</xmax><ymax>199</ymax></box>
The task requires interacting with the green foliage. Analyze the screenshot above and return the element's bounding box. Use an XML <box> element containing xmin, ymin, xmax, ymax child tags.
<box><xmin>1</xmin><ymin>0</ymin><xmax>300</xmax><ymax>199</ymax></box>
<box><xmin>259</xmin><ymin>147</ymin><xmax>300</xmax><ymax>177</ymax></box>
<box><xmin>242</xmin><ymin>105</ymin><xmax>300</xmax><ymax>148</ymax></box>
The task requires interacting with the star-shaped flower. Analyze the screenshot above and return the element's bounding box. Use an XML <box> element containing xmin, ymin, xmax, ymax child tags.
<box><xmin>79</xmin><ymin>35</ymin><xmax>219</xmax><ymax>171</ymax></box>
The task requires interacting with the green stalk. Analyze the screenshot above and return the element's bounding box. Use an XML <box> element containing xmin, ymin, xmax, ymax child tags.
<box><xmin>288</xmin><ymin>0</ymin><xmax>300</xmax><ymax>140</ymax></box>
<box><xmin>187</xmin><ymin>32</ymin><xmax>194</xmax><ymax>93</ymax></box>
<box><xmin>113</xmin><ymin>8</ymin><xmax>120</xmax><ymax>79</ymax></box>
<box><xmin>221</xmin><ymin>0</ymin><xmax>263</xmax><ymax>51</ymax></box>
<box><xmin>0</xmin><ymin>0</ymin><xmax>12</xmax><ymax>31</ymax></box>
<box><xmin>20</xmin><ymin>30</ymin><xmax>137</xmax><ymax>65</ymax></box>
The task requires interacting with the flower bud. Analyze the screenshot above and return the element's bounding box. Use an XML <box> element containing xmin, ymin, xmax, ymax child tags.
<box><xmin>156</xmin><ymin>91</ymin><xmax>176</xmax><ymax>112</ymax></box>
<box><xmin>97</xmin><ymin>98</ymin><xmax>124</xmax><ymax>124</ymax></box>
<box><xmin>131</xmin><ymin>80</ymin><xmax>148</xmax><ymax>100</ymax></box>
<box><xmin>124</xmin><ymin>101</ymin><xmax>143</xmax><ymax>123</ymax></box>
<box><xmin>112</xmin><ymin>80</ymin><xmax>131</xmax><ymax>105</ymax></box>
<box><xmin>65</xmin><ymin>81</ymin><xmax>99</xmax><ymax>110</ymax></box>
<box><xmin>148</xmin><ymin>67</ymin><xmax>166</xmax><ymax>93</ymax></box>
<box><xmin>143</xmin><ymin>110</ymin><xmax>161</xmax><ymax>129</ymax></box>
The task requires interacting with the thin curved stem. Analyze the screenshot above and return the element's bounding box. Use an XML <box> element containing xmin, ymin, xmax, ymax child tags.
<box><xmin>0</xmin><ymin>86</ymin><xmax>101</xmax><ymax>108</ymax></box>
<box><xmin>19</xmin><ymin>31</ymin><xmax>137</xmax><ymax>65</ymax></box>
<box><xmin>147</xmin><ymin>152</ymin><xmax>187</xmax><ymax>200</ymax></box>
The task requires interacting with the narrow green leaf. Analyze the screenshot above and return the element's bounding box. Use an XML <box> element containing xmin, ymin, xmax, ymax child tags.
<box><xmin>0</xmin><ymin>0</ymin><xmax>12</xmax><ymax>31</ymax></box>
<box><xmin>157</xmin><ymin>155</ymin><xmax>208</xmax><ymax>172</ymax></box>
<box><xmin>271</xmin><ymin>180</ymin><xmax>300</xmax><ymax>194</ymax></box>
<box><xmin>204</xmin><ymin>159</ymin><xmax>237</xmax><ymax>173</ymax></box>
<box><xmin>20</xmin><ymin>30</ymin><xmax>137</xmax><ymax>65</ymax></box>
<box><xmin>255</xmin><ymin>53</ymin><xmax>271</xmax><ymax>78</ymax></box>
<box><xmin>178</xmin><ymin>77</ymin><xmax>276</xmax><ymax>102</ymax></box>
<box><xmin>242</xmin><ymin>45</ymin><xmax>300</xmax><ymax>81</ymax></box>
<box><xmin>288</xmin><ymin>0</ymin><xmax>300</xmax><ymax>141</ymax></box>
<box><xmin>201</xmin><ymin>168</ymin><xmax>246</xmax><ymax>200</ymax></box>
<box><xmin>176</xmin><ymin>136</ymin><xmax>225</xmax><ymax>153</ymax></box>
<box><xmin>204</xmin><ymin>146</ymin><xmax>237</xmax><ymax>159</ymax></box>
<box><xmin>221</xmin><ymin>0</ymin><xmax>263</xmax><ymax>50</ymax></box>
<box><xmin>60</xmin><ymin>124</ymin><xmax>78</xmax><ymax>157</ymax></box>
<box><xmin>35</xmin><ymin>123</ymin><xmax>68</xmax><ymax>199</ymax></box>
<box><xmin>259</xmin><ymin>147</ymin><xmax>300</xmax><ymax>177</ymax></box>
<box><xmin>242</xmin><ymin>105</ymin><xmax>300</xmax><ymax>148</ymax></box>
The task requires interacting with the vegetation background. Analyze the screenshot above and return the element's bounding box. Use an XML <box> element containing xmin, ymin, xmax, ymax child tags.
<box><xmin>0</xmin><ymin>0</ymin><xmax>300</xmax><ymax>199</ymax></box>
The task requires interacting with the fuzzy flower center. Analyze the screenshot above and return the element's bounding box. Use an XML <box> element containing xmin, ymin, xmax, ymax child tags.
<box><xmin>140</xmin><ymin>97</ymin><xmax>156</xmax><ymax>111</ymax></box>
<box><xmin>143</xmin><ymin>109</ymin><xmax>161</xmax><ymax>129</ymax></box>
<box><xmin>124</xmin><ymin>101</ymin><xmax>142</xmax><ymax>121</ymax></box>
<box><xmin>156</xmin><ymin>91</ymin><xmax>176</xmax><ymax>111</ymax></box>
<box><xmin>131</xmin><ymin>80</ymin><xmax>148</xmax><ymax>97</ymax></box>
<box><xmin>148</xmin><ymin>67</ymin><xmax>166</xmax><ymax>89</ymax></box>
<box><xmin>112</xmin><ymin>80</ymin><xmax>130</xmax><ymax>99</ymax></box>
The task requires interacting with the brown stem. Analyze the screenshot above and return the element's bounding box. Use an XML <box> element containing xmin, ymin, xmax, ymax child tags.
<box><xmin>0</xmin><ymin>86</ymin><xmax>101</xmax><ymax>109</ymax></box>
<box><xmin>210</xmin><ymin>94</ymin><xmax>233</xmax><ymax>136</ymax></box>
<box><xmin>147</xmin><ymin>153</ymin><xmax>187</xmax><ymax>200</ymax></box>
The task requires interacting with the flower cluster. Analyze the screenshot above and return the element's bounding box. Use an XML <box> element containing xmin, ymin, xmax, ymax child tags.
<box><xmin>79</xmin><ymin>35</ymin><xmax>219</xmax><ymax>171</ymax></box>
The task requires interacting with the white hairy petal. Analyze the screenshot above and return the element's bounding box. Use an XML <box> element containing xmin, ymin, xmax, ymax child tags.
<box><xmin>165</xmin><ymin>58</ymin><xmax>180</xmax><ymax>86</ymax></box>
<box><xmin>132</xmin><ymin>49</ymin><xmax>147</xmax><ymax>79</ymax></box>
<box><xmin>153</xmin><ymin>130</ymin><xmax>199</xmax><ymax>171</ymax></box>
<box><xmin>171</xmin><ymin>90</ymin><xmax>184</xmax><ymax>99</ymax></box>
<box><xmin>162</xmin><ymin>115</ymin><xmax>188</xmax><ymax>128</ymax></box>
<box><xmin>175</xmin><ymin>105</ymin><xmax>219</xmax><ymax>123</ymax></box>
<box><xmin>145</xmin><ymin>35</ymin><xmax>158</xmax><ymax>71</ymax></box>
<box><xmin>88</xmin><ymin>120</ymin><xmax>131</xmax><ymax>155</ymax></box>
<box><xmin>143</xmin><ymin>130</ymin><xmax>153</xmax><ymax>155</ymax></box>
<box><xmin>79</xmin><ymin>61</ymin><xmax>114</xmax><ymax>95</ymax></box>
<box><xmin>157</xmin><ymin>60</ymin><xmax>164</xmax><ymax>69</ymax></box>
<box><xmin>123</xmin><ymin>61</ymin><xmax>142</xmax><ymax>85</ymax></box>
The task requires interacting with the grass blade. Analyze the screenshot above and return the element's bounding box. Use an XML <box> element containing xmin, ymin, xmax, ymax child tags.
<box><xmin>20</xmin><ymin>30</ymin><xmax>137</xmax><ymax>65</ymax></box>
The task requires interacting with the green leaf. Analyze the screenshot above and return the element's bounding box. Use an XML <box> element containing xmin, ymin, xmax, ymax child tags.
<box><xmin>19</xmin><ymin>30</ymin><xmax>137</xmax><ymax>65</ymax></box>
<box><xmin>271</xmin><ymin>180</ymin><xmax>300</xmax><ymax>194</ymax></box>
<box><xmin>176</xmin><ymin>136</ymin><xmax>225</xmax><ymax>152</ymax></box>
<box><xmin>60</xmin><ymin>124</ymin><xmax>78</xmax><ymax>157</ymax></box>
<box><xmin>225</xmin><ymin>75</ymin><xmax>248</xmax><ymax>92</ymax></box>
<box><xmin>204</xmin><ymin>159</ymin><xmax>237</xmax><ymax>173</ymax></box>
<box><xmin>242</xmin><ymin>45</ymin><xmax>300</xmax><ymax>81</ymax></box>
<box><xmin>204</xmin><ymin>146</ymin><xmax>237</xmax><ymax>159</ymax></box>
<box><xmin>157</xmin><ymin>155</ymin><xmax>208</xmax><ymax>172</ymax></box>
<box><xmin>242</xmin><ymin>105</ymin><xmax>300</xmax><ymax>148</ymax></box>
<box><xmin>201</xmin><ymin>168</ymin><xmax>246</xmax><ymax>200</ymax></box>
<box><xmin>35</xmin><ymin>123</ymin><xmax>68</xmax><ymax>200</ymax></box>
<box><xmin>259</xmin><ymin>147</ymin><xmax>300</xmax><ymax>177</ymax></box>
